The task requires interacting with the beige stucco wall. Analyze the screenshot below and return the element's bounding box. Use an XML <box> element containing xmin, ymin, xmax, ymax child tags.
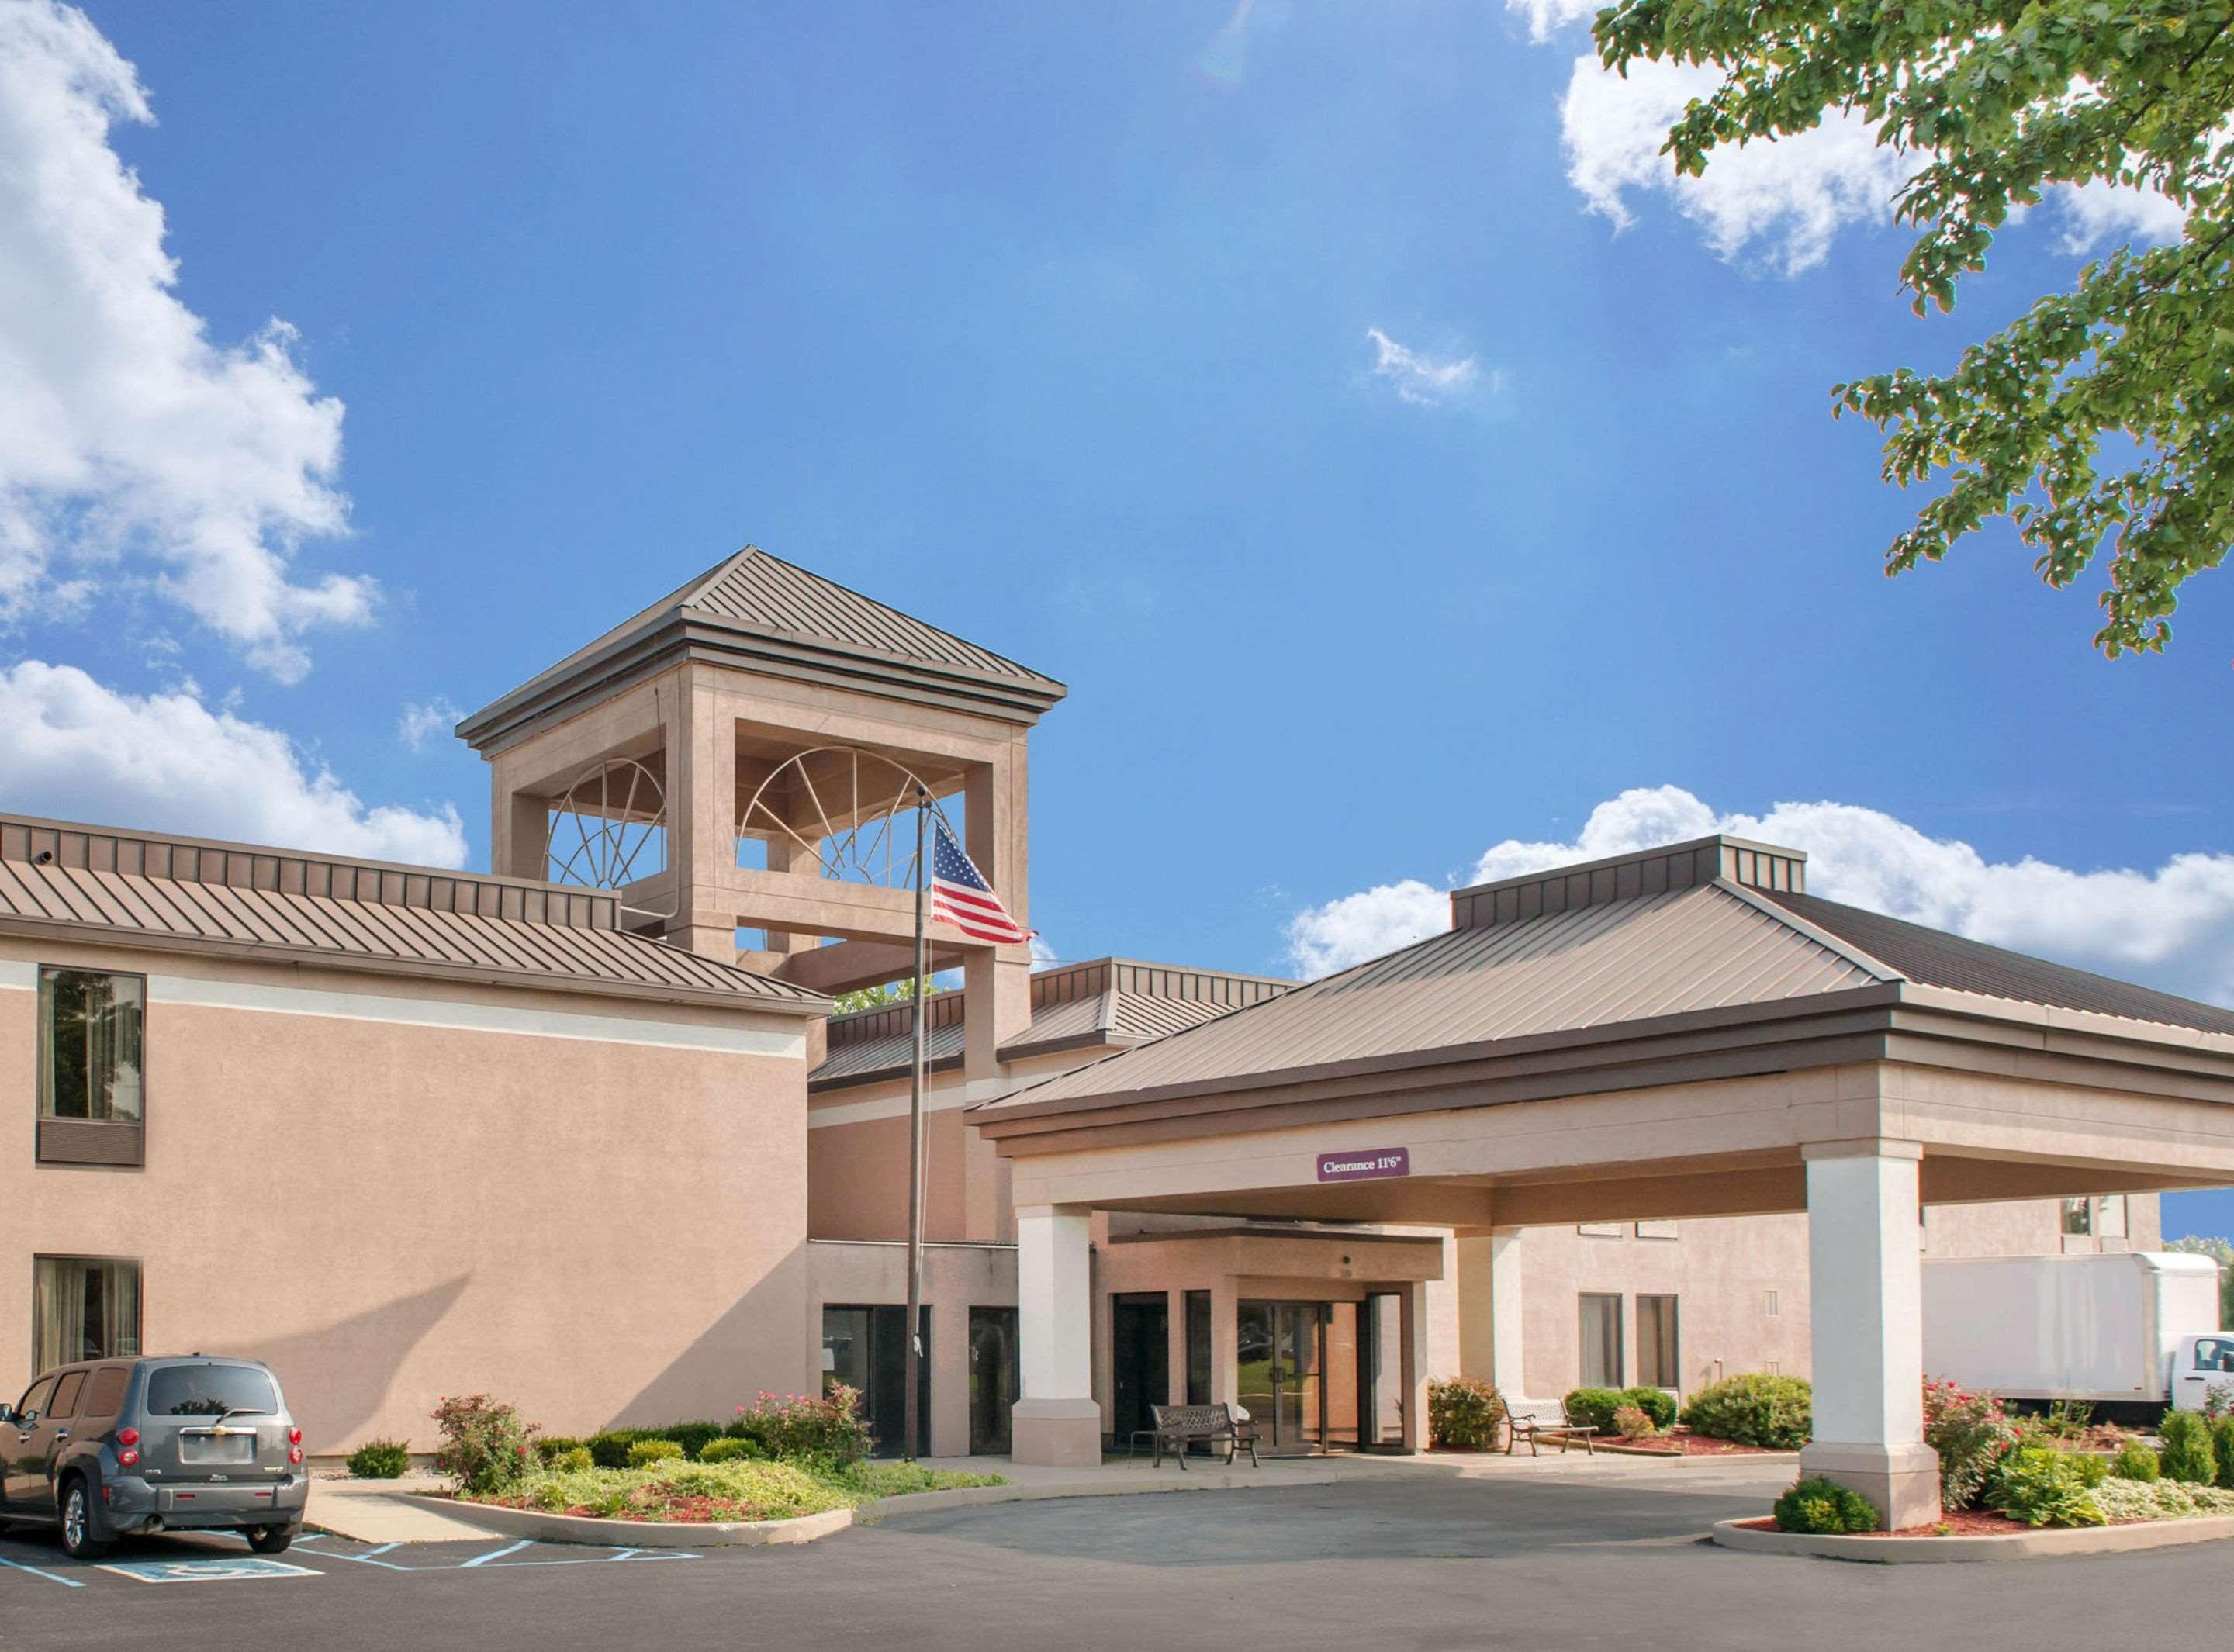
<box><xmin>1</xmin><ymin>937</ymin><xmax>813</xmax><ymax>1454</ymax></box>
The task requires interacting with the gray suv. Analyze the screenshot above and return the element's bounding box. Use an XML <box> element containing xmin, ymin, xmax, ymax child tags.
<box><xmin>0</xmin><ymin>1357</ymin><xmax>307</xmax><ymax>1558</ymax></box>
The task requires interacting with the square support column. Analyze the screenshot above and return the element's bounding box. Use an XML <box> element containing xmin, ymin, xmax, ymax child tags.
<box><xmin>1799</xmin><ymin>1139</ymin><xmax>1939</xmax><ymax>1529</ymax></box>
<box><xmin>1399</xmin><ymin>1281</ymin><xmax>1431</xmax><ymax>1453</ymax></box>
<box><xmin>1485</xmin><ymin>1229</ymin><xmax>1525</xmax><ymax>1401</ymax></box>
<box><xmin>1012</xmin><ymin>1204</ymin><xmax>1101</xmax><ymax>1466</ymax></box>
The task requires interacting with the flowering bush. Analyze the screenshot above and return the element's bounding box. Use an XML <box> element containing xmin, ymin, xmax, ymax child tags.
<box><xmin>1612</xmin><ymin>1405</ymin><xmax>1657</xmax><ymax>1442</ymax></box>
<box><xmin>2204</xmin><ymin>1381</ymin><xmax>2234</xmax><ymax>1422</ymax></box>
<box><xmin>429</xmin><ymin>1393</ymin><xmax>540</xmax><ymax>1495</ymax></box>
<box><xmin>1921</xmin><ymin>1378</ymin><xmax>2020</xmax><ymax>1511</ymax></box>
<box><xmin>1427</xmin><ymin>1377</ymin><xmax>1506</xmax><ymax>1450</ymax></box>
<box><xmin>728</xmin><ymin>1387</ymin><xmax>874</xmax><ymax>1465</ymax></box>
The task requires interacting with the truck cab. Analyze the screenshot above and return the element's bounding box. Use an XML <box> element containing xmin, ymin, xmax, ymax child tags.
<box><xmin>2172</xmin><ymin>1333</ymin><xmax>2234</xmax><ymax>1413</ymax></box>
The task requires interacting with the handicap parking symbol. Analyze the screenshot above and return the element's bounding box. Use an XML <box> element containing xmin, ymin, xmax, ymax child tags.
<box><xmin>98</xmin><ymin>1556</ymin><xmax>320</xmax><ymax>1584</ymax></box>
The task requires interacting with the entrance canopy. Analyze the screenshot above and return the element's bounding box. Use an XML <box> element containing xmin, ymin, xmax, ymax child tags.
<box><xmin>973</xmin><ymin>835</ymin><xmax>2234</xmax><ymax>1227</ymax></box>
<box><xmin>973</xmin><ymin>835</ymin><xmax>2234</xmax><ymax>1516</ymax></box>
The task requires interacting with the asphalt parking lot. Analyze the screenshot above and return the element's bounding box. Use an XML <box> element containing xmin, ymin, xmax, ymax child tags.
<box><xmin>2</xmin><ymin>1466</ymin><xmax>2227</xmax><ymax>1650</ymax></box>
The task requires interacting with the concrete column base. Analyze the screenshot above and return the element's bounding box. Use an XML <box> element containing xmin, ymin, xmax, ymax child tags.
<box><xmin>1800</xmin><ymin>1441</ymin><xmax>1940</xmax><ymax>1531</ymax></box>
<box><xmin>1010</xmin><ymin>1398</ymin><xmax>1102</xmax><ymax>1468</ymax></box>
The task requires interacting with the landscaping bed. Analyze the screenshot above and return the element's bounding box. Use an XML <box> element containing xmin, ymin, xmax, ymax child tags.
<box><xmin>1596</xmin><ymin>1430</ymin><xmax>1786</xmax><ymax>1458</ymax></box>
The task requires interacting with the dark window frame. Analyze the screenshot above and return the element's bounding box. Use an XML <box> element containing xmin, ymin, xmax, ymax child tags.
<box><xmin>34</xmin><ymin>965</ymin><xmax>148</xmax><ymax>1168</ymax></box>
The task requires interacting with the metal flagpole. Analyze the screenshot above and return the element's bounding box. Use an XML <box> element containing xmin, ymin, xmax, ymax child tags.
<box><xmin>902</xmin><ymin>786</ymin><xmax>929</xmax><ymax>1460</ymax></box>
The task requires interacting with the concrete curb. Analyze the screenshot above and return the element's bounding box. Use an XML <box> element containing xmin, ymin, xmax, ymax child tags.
<box><xmin>1589</xmin><ymin>1446</ymin><xmax>1802</xmax><ymax>1464</ymax></box>
<box><xmin>1710</xmin><ymin>1513</ymin><xmax>2234</xmax><ymax>1564</ymax></box>
<box><xmin>399</xmin><ymin>1494</ymin><xmax>854</xmax><ymax>1548</ymax></box>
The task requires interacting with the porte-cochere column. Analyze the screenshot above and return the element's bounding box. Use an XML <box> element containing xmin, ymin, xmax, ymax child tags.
<box><xmin>1012</xmin><ymin>1203</ymin><xmax>1102</xmax><ymax>1466</ymax></box>
<box><xmin>1800</xmin><ymin>1139</ymin><xmax>1939</xmax><ymax>1529</ymax></box>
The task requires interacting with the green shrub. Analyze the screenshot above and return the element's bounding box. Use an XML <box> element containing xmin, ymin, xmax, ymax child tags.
<box><xmin>475</xmin><ymin>1455</ymin><xmax>1005</xmax><ymax>1523</ymax></box>
<box><xmin>1561</xmin><ymin>1388</ymin><xmax>1629</xmax><ymax>1435</ymax></box>
<box><xmin>1922</xmin><ymin>1378</ymin><xmax>2020</xmax><ymax>1511</ymax></box>
<box><xmin>555</xmin><ymin>1446</ymin><xmax>593</xmax><ymax>1472</ymax></box>
<box><xmin>2111</xmin><ymin>1439</ymin><xmax>2160</xmax><ymax>1482</ymax></box>
<box><xmin>1620</xmin><ymin>1386</ymin><xmax>1676</xmax><ymax>1429</ymax></box>
<box><xmin>2160</xmin><ymin>1410</ymin><xmax>2219</xmax><ymax>1484</ymax></box>
<box><xmin>1772</xmin><ymin>1476</ymin><xmax>1879</xmax><ymax>1534</ymax></box>
<box><xmin>534</xmin><ymin>1436</ymin><xmax>586</xmax><ymax>1464</ymax></box>
<box><xmin>428</xmin><ymin>1394</ymin><xmax>539</xmax><ymax>1495</ymax></box>
<box><xmin>628</xmin><ymin>1439</ymin><xmax>684</xmax><ymax>1467</ymax></box>
<box><xmin>699</xmin><ymin>1436</ymin><xmax>769</xmax><ymax>1465</ymax></box>
<box><xmin>346</xmin><ymin>1438</ymin><xmax>411</xmax><ymax>1479</ymax></box>
<box><xmin>727</xmin><ymin>1388</ymin><xmax>874</xmax><ymax>1465</ymax></box>
<box><xmin>1680</xmin><ymin>1374</ymin><xmax>1813</xmax><ymax>1450</ymax></box>
<box><xmin>588</xmin><ymin>1431</ymin><xmax>641</xmax><ymax>1470</ymax></box>
<box><xmin>2211</xmin><ymin>1416</ymin><xmax>2234</xmax><ymax>1491</ymax></box>
<box><xmin>1426</xmin><ymin>1377</ymin><xmax>1505</xmax><ymax>1450</ymax></box>
<box><xmin>665</xmin><ymin>1421</ymin><xmax>725</xmax><ymax>1460</ymax></box>
<box><xmin>1989</xmin><ymin>1447</ymin><xmax>2107</xmax><ymax>1528</ymax></box>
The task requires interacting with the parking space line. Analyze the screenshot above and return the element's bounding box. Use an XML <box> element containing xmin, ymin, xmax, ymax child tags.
<box><xmin>0</xmin><ymin>1551</ymin><xmax>86</xmax><ymax>1588</ymax></box>
<box><xmin>459</xmin><ymin>1539</ymin><xmax>533</xmax><ymax>1567</ymax></box>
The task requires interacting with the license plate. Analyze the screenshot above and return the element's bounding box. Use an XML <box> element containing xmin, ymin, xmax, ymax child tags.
<box><xmin>179</xmin><ymin>1433</ymin><xmax>255</xmax><ymax>1465</ymax></box>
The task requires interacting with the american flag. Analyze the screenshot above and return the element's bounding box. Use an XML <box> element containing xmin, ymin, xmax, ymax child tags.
<box><xmin>928</xmin><ymin>818</ymin><xmax>1034</xmax><ymax>945</ymax></box>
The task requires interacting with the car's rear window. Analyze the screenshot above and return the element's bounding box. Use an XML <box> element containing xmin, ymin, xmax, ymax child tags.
<box><xmin>144</xmin><ymin>1364</ymin><xmax>278</xmax><ymax>1418</ymax></box>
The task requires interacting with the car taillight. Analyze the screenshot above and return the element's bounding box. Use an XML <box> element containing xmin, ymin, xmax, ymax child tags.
<box><xmin>288</xmin><ymin>1446</ymin><xmax>303</xmax><ymax>1465</ymax></box>
<box><xmin>117</xmin><ymin>1427</ymin><xmax>139</xmax><ymax>1447</ymax></box>
<box><xmin>287</xmin><ymin>1427</ymin><xmax>302</xmax><ymax>1446</ymax></box>
<box><xmin>119</xmin><ymin>1448</ymin><xmax>139</xmax><ymax>1467</ymax></box>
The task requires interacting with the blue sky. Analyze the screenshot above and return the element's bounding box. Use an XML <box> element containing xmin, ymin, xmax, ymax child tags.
<box><xmin>5</xmin><ymin>2</ymin><xmax>2233</xmax><ymax>1235</ymax></box>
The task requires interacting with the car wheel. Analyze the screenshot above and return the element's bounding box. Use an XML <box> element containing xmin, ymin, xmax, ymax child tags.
<box><xmin>58</xmin><ymin>1479</ymin><xmax>109</xmax><ymax>1560</ymax></box>
<box><xmin>247</xmin><ymin>1526</ymin><xmax>296</xmax><ymax>1555</ymax></box>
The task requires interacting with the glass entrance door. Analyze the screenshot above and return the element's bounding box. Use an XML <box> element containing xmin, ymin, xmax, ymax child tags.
<box><xmin>1110</xmin><ymin>1293</ymin><xmax>1170</xmax><ymax>1446</ymax></box>
<box><xmin>1237</xmin><ymin>1300</ymin><xmax>1362</xmax><ymax>1452</ymax></box>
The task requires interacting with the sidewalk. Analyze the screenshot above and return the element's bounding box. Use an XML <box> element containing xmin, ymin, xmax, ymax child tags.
<box><xmin>306</xmin><ymin>1471</ymin><xmax>510</xmax><ymax>1543</ymax></box>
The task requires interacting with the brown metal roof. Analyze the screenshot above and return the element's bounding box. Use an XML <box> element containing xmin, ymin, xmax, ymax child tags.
<box><xmin>811</xmin><ymin>959</ymin><xmax>1294</xmax><ymax>1092</ymax></box>
<box><xmin>1758</xmin><ymin>889</ymin><xmax>2234</xmax><ymax>1035</ymax></box>
<box><xmin>0</xmin><ymin>814</ymin><xmax>827</xmax><ymax>1015</ymax></box>
<box><xmin>460</xmin><ymin>547</ymin><xmax>1067</xmax><ymax>749</ymax></box>
<box><xmin>991</xmin><ymin>882</ymin><xmax>1884</xmax><ymax>1111</ymax></box>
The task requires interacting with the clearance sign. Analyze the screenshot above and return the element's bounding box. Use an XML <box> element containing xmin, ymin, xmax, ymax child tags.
<box><xmin>1316</xmin><ymin>1147</ymin><xmax>1410</xmax><ymax>1183</ymax></box>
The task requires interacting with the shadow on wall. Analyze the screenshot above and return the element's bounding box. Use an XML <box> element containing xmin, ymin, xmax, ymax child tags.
<box><xmin>607</xmin><ymin>1243</ymin><xmax>811</xmax><ymax>1431</ymax></box>
<box><xmin>223</xmin><ymin>1274</ymin><xmax>472</xmax><ymax>1453</ymax></box>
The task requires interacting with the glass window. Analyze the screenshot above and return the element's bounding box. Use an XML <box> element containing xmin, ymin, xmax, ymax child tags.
<box><xmin>145</xmin><ymin>1363</ymin><xmax>278</xmax><ymax>1418</ymax></box>
<box><xmin>14</xmin><ymin>1375</ymin><xmax>56</xmax><ymax>1422</ymax></box>
<box><xmin>1634</xmin><ymin>1220</ymin><xmax>1679</xmax><ymax>1240</ymax></box>
<box><xmin>1579</xmin><ymin>1293</ymin><xmax>1623</xmax><ymax>1388</ymax></box>
<box><xmin>48</xmin><ymin>1370</ymin><xmax>86</xmax><ymax>1420</ymax></box>
<box><xmin>81</xmin><ymin>1367</ymin><xmax>128</xmax><ymax>1422</ymax></box>
<box><xmin>1184</xmin><ymin>1290</ymin><xmax>1212</xmax><ymax>1406</ymax></box>
<box><xmin>39</xmin><ymin>969</ymin><xmax>144</xmax><ymax>1122</ymax></box>
<box><xmin>1637</xmin><ymin>1295</ymin><xmax>1680</xmax><ymax>1389</ymax></box>
<box><xmin>2060</xmin><ymin>1197</ymin><xmax>2092</xmax><ymax>1236</ymax></box>
<box><xmin>1577</xmin><ymin>1222</ymin><xmax>1624</xmax><ymax>1239</ymax></box>
<box><xmin>33</xmin><ymin>1256</ymin><xmax>140</xmax><ymax>1373</ymax></box>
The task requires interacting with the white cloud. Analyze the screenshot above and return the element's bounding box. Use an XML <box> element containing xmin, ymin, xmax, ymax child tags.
<box><xmin>1285</xmin><ymin>877</ymin><xmax>1451</xmax><ymax>978</ymax></box>
<box><xmin>0</xmin><ymin>2</ymin><xmax>372</xmax><ymax>682</ymax></box>
<box><xmin>1507</xmin><ymin>0</ymin><xmax>1602</xmax><ymax>44</ymax></box>
<box><xmin>1285</xmin><ymin>783</ymin><xmax>2234</xmax><ymax>1006</ymax></box>
<box><xmin>1366</xmin><ymin>327</ymin><xmax>1490</xmax><ymax>406</ymax></box>
<box><xmin>1560</xmin><ymin>56</ymin><xmax>1920</xmax><ymax>275</ymax></box>
<box><xmin>397</xmin><ymin>696</ymin><xmax>462</xmax><ymax>752</ymax></box>
<box><xmin>2052</xmin><ymin>177</ymin><xmax>2188</xmax><ymax>252</ymax></box>
<box><xmin>0</xmin><ymin>660</ymin><xmax>466</xmax><ymax>866</ymax></box>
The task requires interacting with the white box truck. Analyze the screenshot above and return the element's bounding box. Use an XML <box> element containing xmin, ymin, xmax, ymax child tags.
<box><xmin>1921</xmin><ymin>1251</ymin><xmax>2230</xmax><ymax>1422</ymax></box>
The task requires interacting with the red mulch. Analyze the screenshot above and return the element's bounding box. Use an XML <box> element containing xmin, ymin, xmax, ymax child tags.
<box><xmin>1733</xmin><ymin>1510</ymin><xmax>2038</xmax><ymax>1538</ymax></box>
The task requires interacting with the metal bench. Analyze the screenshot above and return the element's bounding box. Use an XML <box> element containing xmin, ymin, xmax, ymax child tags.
<box><xmin>1132</xmin><ymin>1402</ymin><xmax>1261</xmax><ymax>1468</ymax></box>
<box><xmin>1504</xmin><ymin>1398</ymin><xmax>1596</xmax><ymax>1457</ymax></box>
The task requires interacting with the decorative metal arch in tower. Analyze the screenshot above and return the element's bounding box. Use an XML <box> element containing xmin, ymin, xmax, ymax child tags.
<box><xmin>737</xmin><ymin>746</ymin><xmax>956</xmax><ymax>886</ymax></box>
<box><xmin>544</xmin><ymin>757</ymin><xmax>667</xmax><ymax>890</ymax></box>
